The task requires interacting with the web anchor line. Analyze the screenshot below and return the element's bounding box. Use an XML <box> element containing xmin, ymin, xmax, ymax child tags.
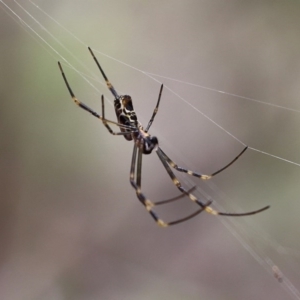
<box><xmin>249</xmin><ymin>147</ymin><xmax>300</xmax><ymax>168</ymax></box>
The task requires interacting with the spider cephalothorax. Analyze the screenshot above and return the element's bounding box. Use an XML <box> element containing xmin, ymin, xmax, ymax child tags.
<box><xmin>58</xmin><ymin>47</ymin><xmax>269</xmax><ymax>227</ymax></box>
<box><xmin>135</xmin><ymin>132</ymin><xmax>158</xmax><ymax>155</ymax></box>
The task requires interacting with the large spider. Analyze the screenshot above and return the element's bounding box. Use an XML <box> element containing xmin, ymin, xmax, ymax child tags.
<box><xmin>58</xmin><ymin>47</ymin><xmax>270</xmax><ymax>227</ymax></box>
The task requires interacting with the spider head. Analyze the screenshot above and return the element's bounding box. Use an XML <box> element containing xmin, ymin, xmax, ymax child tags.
<box><xmin>143</xmin><ymin>135</ymin><xmax>158</xmax><ymax>154</ymax></box>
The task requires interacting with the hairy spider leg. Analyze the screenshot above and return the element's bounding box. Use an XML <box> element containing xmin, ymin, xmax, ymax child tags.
<box><xmin>156</xmin><ymin>147</ymin><xmax>270</xmax><ymax>216</ymax></box>
<box><xmin>130</xmin><ymin>144</ymin><xmax>211</xmax><ymax>226</ymax></box>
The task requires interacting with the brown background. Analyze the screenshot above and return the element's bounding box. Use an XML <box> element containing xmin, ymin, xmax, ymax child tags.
<box><xmin>1</xmin><ymin>1</ymin><xmax>300</xmax><ymax>299</ymax></box>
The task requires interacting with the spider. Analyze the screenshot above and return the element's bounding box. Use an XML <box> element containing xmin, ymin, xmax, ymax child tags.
<box><xmin>58</xmin><ymin>47</ymin><xmax>270</xmax><ymax>227</ymax></box>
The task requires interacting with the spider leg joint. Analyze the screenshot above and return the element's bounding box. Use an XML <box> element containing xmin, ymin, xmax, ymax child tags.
<box><xmin>157</xmin><ymin>219</ymin><xmax>168</xmax><ymax>227</ymax></box>
<box><xmin>205</xmin><ymin>206</ymin><xmax>218</xmax><ymax>215</ymax></box>
<box><xmin>145</xmin><ymin>200</ymin><xmax>155</xmax><ymax>211</ymax></box>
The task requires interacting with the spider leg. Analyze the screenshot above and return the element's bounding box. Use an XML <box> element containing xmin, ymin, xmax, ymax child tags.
<box><xmin>145</xmin><ymin>84</ymin><xmax>163</xmax><ymax>132</ymax></box>
<box><xmin>88</xmin><ymin>47</ymin><xmax>119</xmax><ymax>99</ymax></box>
<box><xmin>153</xmin><ymin>186</ymin><xmax>197</xmax><ymax>205</ymax></box>
<box><xmin>135</xmin><ymin>147</ymin><xmax>196</xmax><ymax>204</ymax></box>
<box><xmin>135</xmin><ymin>141</ymin><xmax>198</xmax><ymax>205</ymax></box>
<box><xmin>157</xmin><ymin>146</ymin><xmax>248</xmax><ymax>180</ymax></box>
<box><xmin>156</xmin><ymin>147</ymin><xmax>270</xmax><ymax>217</ymax></box>
<box><xmin>58</xmin><ymin>62</ymin><xmax>137</xmax><ymax>136</ymax></box>
<box><xmin>130</xmin><ymin>144</ymin><xmax>209</xmax><ymax>226</ymax></box>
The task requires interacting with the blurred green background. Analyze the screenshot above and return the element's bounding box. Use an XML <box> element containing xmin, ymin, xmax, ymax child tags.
<box><xmin>1</xmin><ymin>1</ymin><xmax>300</xmax><ymax>299</ymax></box>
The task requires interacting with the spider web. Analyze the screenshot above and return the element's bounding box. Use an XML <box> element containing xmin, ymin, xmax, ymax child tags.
<box><xmin>1</xmin><ymin>1</ymin><xmax>300</xmax><ymax>300</ymax></box>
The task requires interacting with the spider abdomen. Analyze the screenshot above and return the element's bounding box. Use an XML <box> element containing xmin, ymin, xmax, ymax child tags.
<box><xmin>114</xmin><ymin>95</ymin><xmax>139</xmax><ymax>141</ymax></box>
